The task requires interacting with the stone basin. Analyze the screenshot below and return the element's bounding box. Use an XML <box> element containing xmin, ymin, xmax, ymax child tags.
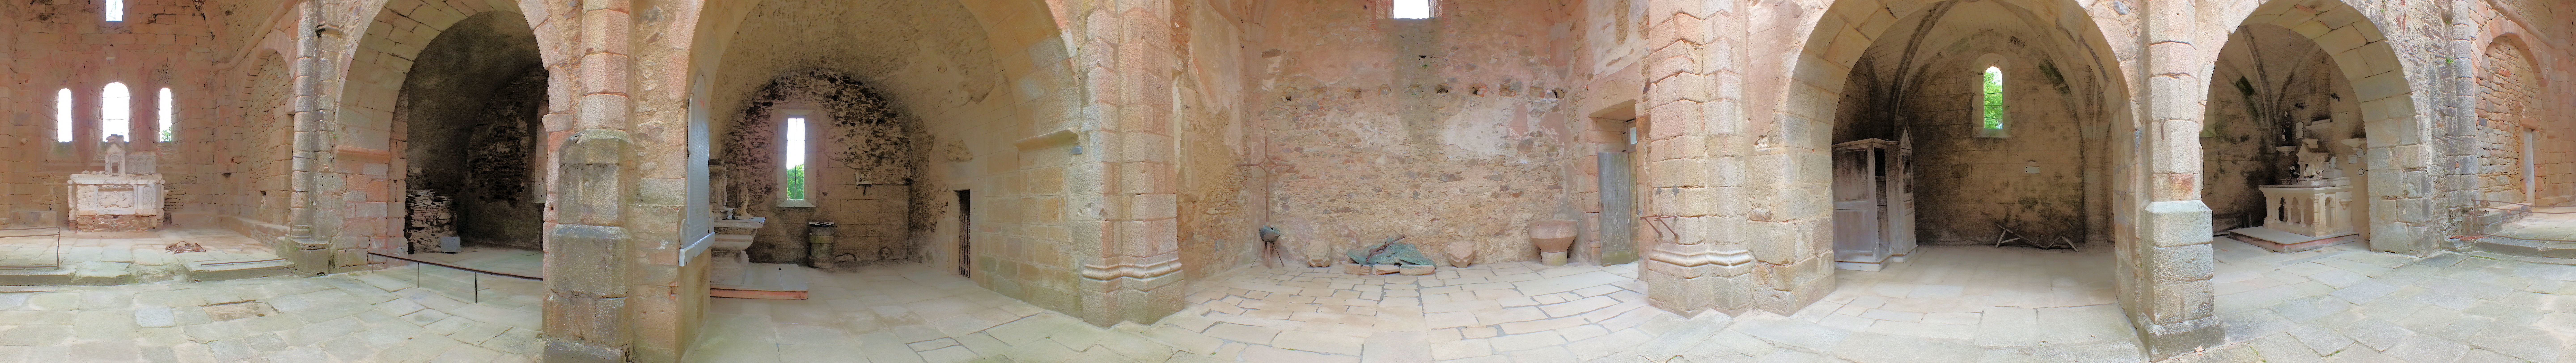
<box><xmin>1531</xmin><ymin>219</ymin><xmax>1577</xmax><ymax>253</ymax></box>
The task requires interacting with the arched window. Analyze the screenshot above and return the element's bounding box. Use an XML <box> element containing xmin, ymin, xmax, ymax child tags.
<box><xmin>104</xmin><ymin>0</ymin><xmax>122</xmax><ymax>21</ymax></box>
<box><xmin>781</xmin><ymin>110</ymin><xmax>811</xmax><ymax>206</ymax></box>
<box><xmin>1393</xmin><ymin>0</ymin><xmax>1434</xmax><ymax>19</ymax></box>
<box><xmin>55</xmin><ymin>88</ymin><xmax>73</xmax><ymax>142</ymax></box>
<box><xmin>102</xmin><ymin>82</ymin><xmax>131</xmax><ymax>142</ymax></box>
<box><xmin>1975</xmin><ymin>54</ymin><xmax>2008</xmax><ymax>138</ymax></box>
<box><xmin>158</xmin><ymin>88</ymin><xmax>173</xmax><ymax>142</ymax></box>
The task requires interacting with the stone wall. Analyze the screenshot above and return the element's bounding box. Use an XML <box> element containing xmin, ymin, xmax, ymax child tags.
<box><xmin>1245</xmin><ymin>0</ymin><xmax>1586</xmax><ymax>267</ymax></box>
<box><xmin>720</xmin><ymin>70</ymin><xmax>914</xmax><ymax>264</ymax></box>
<box><xmin>208</xmin><ymin>52</ymin><xmax>294</xmax><ymax>242</ymax></box>
<box><xmin>398</xmin><ymin>43</ymin><xmax>547</xmax><ymax>252</ymax></box>
<box><xmin>702</xmin><ymin>0</ymin><xmax>1087</xmax><ymax>315</ymax></box>
<box><xmin>2476</xmin><ymin>37</ymin><xmax>2538</xmax><ymax>203</ymax></box>
<box><xmin>1171</xmin><ymin>0</ymin><xmax>1256</xmax><ymax>283</ymax></box>
<box><xmin>4</xmin><ymin>0</ymin><xmax>237</xmax><ymax>229</ymax></box>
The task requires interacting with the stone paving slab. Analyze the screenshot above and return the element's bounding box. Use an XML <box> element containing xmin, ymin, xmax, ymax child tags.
<box><xmin>0</xmin><ymin>265</ymin><xmax>538</xmax><ymax>363</ymax></box>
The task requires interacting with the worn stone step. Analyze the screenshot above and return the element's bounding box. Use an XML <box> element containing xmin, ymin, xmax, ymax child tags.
<box><xmin>187</xmin><ymin>258</ymin><xmax>295</xmax><ymax>282</ymax></box>
<box><xmin>2469</xmin><ymin>236</ymin><xmax>2576</xmax><ymax>260</ymax></box>
<box><xmin>0</xmin><ymin>260</ymin><xmax>176</xmax><ymax>286</ymax></box>
<box><xmin>0</xmin><ymin>266</ymin><xmax>74</xmax><ymax>286</ymax></box>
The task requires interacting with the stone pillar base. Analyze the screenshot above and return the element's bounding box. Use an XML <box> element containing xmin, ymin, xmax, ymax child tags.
<box><xmin>544</xmin><ymin>338</ymin><xmax>627</xmax><ymax>363</ymax></box>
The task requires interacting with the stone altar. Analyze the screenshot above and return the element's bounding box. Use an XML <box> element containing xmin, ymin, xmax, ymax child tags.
<box><xmin>67</xmin><ymin>136</ymin><xmax>165</xmax><ymax>232</ymax></box>
<box><xmin>2226</xmin><ymin>138</ymin><xmax>2359</xmax><ymax>252</ymax></box>
<box><xmin>69</xmin><ymin>173</ymin><xmax>165</xmax><ymax>232</ymax></box>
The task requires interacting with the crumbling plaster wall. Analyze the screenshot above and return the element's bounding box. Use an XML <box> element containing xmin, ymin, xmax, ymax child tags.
<box><xmin>1248</xmin><ymin>0</ymin><xmax>1587</xmax><ymax>266</ymax></box>
<box><xmin>1173</xmin><ymin>0</ymin><xmax>1257</xmax><ymax>280</ymax></box>
<box><xmin>392</xmin><ymin>11</ymin><xmax>546</xmax><ymax>251</ymax></box>
<box><xmin>719</xmin><ymin>71</ymin><xmax>915</xmax><ymax>264</ymax></box>
<box><xmin>703</xmin><ymin>0</ymin><xmax>1087</xmax><ymax>313</ymax></box>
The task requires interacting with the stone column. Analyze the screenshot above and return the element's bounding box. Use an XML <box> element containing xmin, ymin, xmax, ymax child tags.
<box><xmin>285</xmin><ymin>0</ymin><xmax>334</xmax><ymax>276</ymax></box>
<box><xmin>2123</xmin><ymin>0</ymin><xmax>2220</xmax><ymax>359</ymax></box>
<box><xmin>544</xmin><ymin>0</ymin><xmax>638</xmax><ymax>361</ymax></box>
<box><xmin>1636</xmin><ymin>0</ymin><xmax>1824</xmax><ymax>317</ymax></box>
<box><xmin>1069</xmin><ymin>1</ymin><xmax>1184</xmax><ymax>327</ymax></box>
<box><xmin>2443</xmin><ymin>0</ymin><xmax>2483</xmax><ymax>241</ymax></box>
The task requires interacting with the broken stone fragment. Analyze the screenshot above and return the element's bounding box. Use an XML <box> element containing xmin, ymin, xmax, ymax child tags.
<box><xmin>1399</xmin><ymin>264</ymin><xmax>1433</xmax><ymax>275</ymax></box>
<box><xmin>1342</xmin><ymin>263</ymin><xmax>1369</xmax><ymax>275</ymax></box>
<box><xmin>1447</xmin><ymin>244</ymin><xmax>1475</xmax><ymax>267</ymax></box>
<box><xmin>1372</xmin><ymin>264</ymin><xmax>1400</xmax><ymax>275</ymax></box>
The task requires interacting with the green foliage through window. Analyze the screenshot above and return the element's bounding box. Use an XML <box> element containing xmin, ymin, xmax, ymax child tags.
<box><xmin>1981</xmin><ymin>66</ymin><xmax>2006</xmax><ymax>131</ymax></box>
<box><xmin>784</xmin><ymin>165</ymin><xmax>807</xmax><ymax>200</ymax></box>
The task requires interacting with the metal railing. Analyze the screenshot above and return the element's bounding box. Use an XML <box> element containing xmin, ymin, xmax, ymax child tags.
<box><xmin>0</xmin><ymin>226</ymin><xmax>64</xmax><ymax>269</ymax></box>
<box><xmin>368</xmin><ymin>251</ymin><xmax>540</xmax><ymax>304</ymax></box>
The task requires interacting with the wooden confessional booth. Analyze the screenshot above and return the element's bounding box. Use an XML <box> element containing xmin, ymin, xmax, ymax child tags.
<box><xmin>1832</xmin><ymin>138</ymin><xmax>1916</xmax><ymax>271</ymax></box>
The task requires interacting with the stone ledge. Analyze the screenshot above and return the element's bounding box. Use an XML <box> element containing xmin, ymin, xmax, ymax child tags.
<box><xmin>186</xmin><ymin>258</ymin><xmax>294</xmax><ymax>282</ymax></box>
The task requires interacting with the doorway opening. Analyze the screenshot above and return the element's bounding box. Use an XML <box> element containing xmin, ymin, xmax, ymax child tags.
<box><xmin>957</xmin><ymin>189</ymin><xmax>971</xmax><ymax>277</ymax></box>
<box><xmin>2199</xmin><ymin>24</ymin><xmax>2368</xmax><ymax>252</ymax></box>
<box><xmin>390</xmin><ymin>12</ymin><xmax>548</xmax><ymax>280</ymax></box>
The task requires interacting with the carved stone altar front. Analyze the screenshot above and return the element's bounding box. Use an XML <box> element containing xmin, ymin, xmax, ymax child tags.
<box><xmin>68</xmin><ymin>136</ymin><xmax>165</xmax><ymax>232</ymax></box>
<box><xmin>69</xmin><ymin>173</ymin><xmax>164</xmax><ymax>232</ymax></box>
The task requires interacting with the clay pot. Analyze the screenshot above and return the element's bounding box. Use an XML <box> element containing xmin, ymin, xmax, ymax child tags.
<box><xmin>1530</xmin><ymin>219</ymin><xmax>1578</xmax><ymax>253</ymax></box>
<box><xmin>1447</xmin><ymin>243</ymin><xmax>1475</xmax><ymax>268</ymax></box>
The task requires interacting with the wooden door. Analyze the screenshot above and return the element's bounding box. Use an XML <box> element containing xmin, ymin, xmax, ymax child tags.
<box><xmin>1598</xmin><ymin>152</ymin><xmax>1638</xmax><ymax>265</ymax></box>
<box><xmin>1886</xmin><ymin>139</ymin><xmax>1917</xmax><ymax>258</ymax></box>
<box><xmin>1833</xmin><ymin>148</ymin><xmax>1883</xmax><ymax>263</ymax></box>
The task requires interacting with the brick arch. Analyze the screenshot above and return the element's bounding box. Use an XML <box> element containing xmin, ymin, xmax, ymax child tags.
<box><xmin>1772</xmin><ymin>0</ymin><xmax>2133</xmax><ymax>190</ymax></box>
<box><xmin>337</xmin><ymin>0</ymin><xmax>568</xmax><ymax>153</ymax></box>
<box><xmin>2207</xmin><ymin>0</ymin><xmax>2434</xmax><ymax>250</ymax></box>
<box><xmin>333</xmin><ymin>0</ymin><xmax>570</xmax><ymax>260</ymax></box>
<box><xmin>1703</xmin><ymin>0</ymin><xmax>2131</xmax><ymax>318</ymax></box>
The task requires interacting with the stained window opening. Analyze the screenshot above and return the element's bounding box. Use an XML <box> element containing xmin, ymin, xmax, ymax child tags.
<box><xmin>102</xmin><ymin>82</ymin><xmax>131</xmax><ymax>142</ymax></box>
<box><xmin>56</xmin><ymin>89</ymin><xmax>73</xmax><ymax>142</ymax></box>
<box><xmin>1393</xmin><ymin>0</ymin><xmax>1433</xmax><ymax>19</ymax></box>
<box><xmin>104</xmin><ymin>0</ymin><xmax>121</xmax><ymax>21</ymax></box>
<box><xmin>158</xmin><ymin>88</ymin><xmax>173</xmax><ymax>142</ymax></box>
<box><xmin>1979</xmin><ymin>65</ymin><xmax>2007</xmax><ymax>137</ymax></box>
<box><xmin>783</xmin><ymin>116</ymin><xmax>808</xmax><ymax>201</ymax></box>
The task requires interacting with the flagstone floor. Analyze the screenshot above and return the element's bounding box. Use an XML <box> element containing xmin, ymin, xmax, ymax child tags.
<box><xmin>0</xmin><ymin>263</ymin><xmax>541</xmax><ymax>363</ymax></box>
<box><xmin>9</xmin><ymin>237</ymin><xmax>2571</xmax><ymax>362</ymax></box>
<box><xmin>0</xmin><ymin>228</ymin><xmax>278</xmax><ymax>283</ymax></box>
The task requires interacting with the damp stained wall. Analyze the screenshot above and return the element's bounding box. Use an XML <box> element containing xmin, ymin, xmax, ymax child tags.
<box><xmin>390</xmin><ymin>12</ymin><xmax>545</xmax><ymax>250</ymax></box>
<box><xmin>702</xmin><ymin>0</ymin><xmax>1087</xmax><ymax>312</ymax></box>
<box><xmin>1246</xmin><ymin>0</ymin><xmax>1588</xmax><ymax>266</ymax></box>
